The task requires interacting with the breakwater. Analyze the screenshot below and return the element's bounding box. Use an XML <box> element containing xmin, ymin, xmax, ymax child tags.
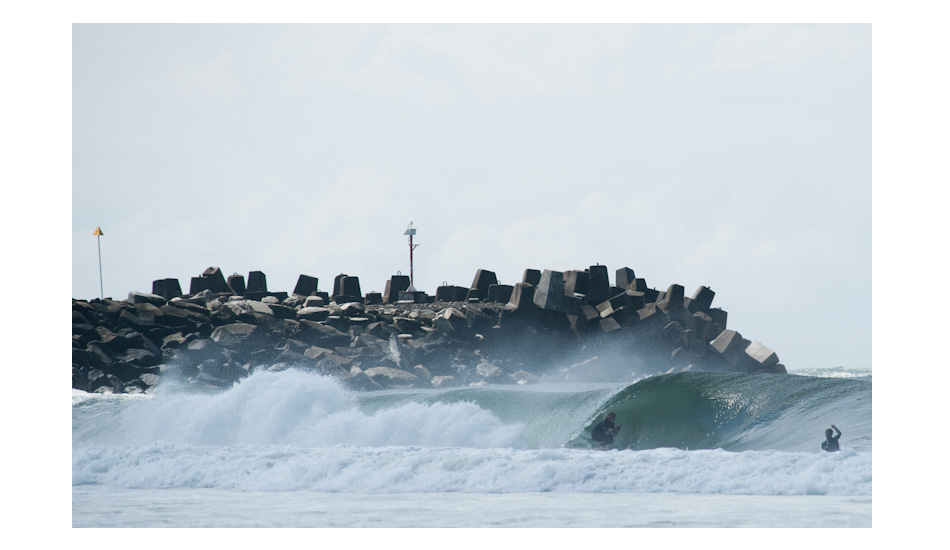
<box><xmin>72</xmin><ymin>265</ymin><xmax>785</xmax><ymax>394</ymax></box>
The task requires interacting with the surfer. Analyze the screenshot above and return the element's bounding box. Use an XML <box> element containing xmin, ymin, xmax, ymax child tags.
<box><xmin>591</xmin><ymin>412</ymin><xmax>621</xmax><ymax>450</ymax></box>
<box><xmin>822</xmin><ymin>424</ymin><xmax>842</xmax><ymax>452</ymax></box>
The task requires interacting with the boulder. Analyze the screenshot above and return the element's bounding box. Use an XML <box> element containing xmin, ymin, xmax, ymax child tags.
<box><xmin>297</xmin><ymin>307</ymin><xmax>330</xmax><ymax>322</ymax></box>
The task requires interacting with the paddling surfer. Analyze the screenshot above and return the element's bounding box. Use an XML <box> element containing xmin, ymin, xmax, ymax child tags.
<box><xmin>591</xmin><ymin>412</ymin><xmax>621</xmax><ymax>450</ymax></box>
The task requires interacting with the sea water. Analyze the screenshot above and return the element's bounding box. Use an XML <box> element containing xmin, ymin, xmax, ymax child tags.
<box><xmin>72</xmin><ymin>367</ymin><xmax>872</xmax><ymax>528</ymax></box>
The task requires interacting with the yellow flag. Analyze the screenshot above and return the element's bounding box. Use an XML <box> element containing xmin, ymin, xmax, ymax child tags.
<box><xmin>93</xmin><ymin>226</ymin><xmax>104</xmax><ymax>236</ymax></box>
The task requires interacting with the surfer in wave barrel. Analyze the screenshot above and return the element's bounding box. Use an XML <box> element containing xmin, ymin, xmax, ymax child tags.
<box><xmin>591</xmin><ymin>412</ymin><xmax>621</xmax><ymax>450</ymax></box>
<box><xmin>822</xmin><ymin>424</ymin><xmax>842</xmax><ymax>452</ymax></box>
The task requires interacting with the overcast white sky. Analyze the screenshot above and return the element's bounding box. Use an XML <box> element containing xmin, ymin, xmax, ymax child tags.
<box><xmin>70</xmin><ymin>23</ymin><xmax>872</xmax><ymax>371</ymax></box>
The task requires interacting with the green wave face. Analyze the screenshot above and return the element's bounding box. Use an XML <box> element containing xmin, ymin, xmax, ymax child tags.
<box><xmin>587</xmin><ymin>372</ymin><xmax>871</xmax><ymax>452</ymax></box>
<box><xmin>355</xmin><ymin>371</ymin><xmax>871</xmax><ymax>453</ymax></box>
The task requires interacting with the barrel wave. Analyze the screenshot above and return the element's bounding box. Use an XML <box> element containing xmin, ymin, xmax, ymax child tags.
<box><xmin>73</xmin><ymin>368</ymin><xmax>871</xmax><ymax>496</ymax></box>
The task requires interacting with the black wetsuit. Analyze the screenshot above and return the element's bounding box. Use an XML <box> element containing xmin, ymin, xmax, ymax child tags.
<box><xmin>592</xmin><ymin>418</ymin><xmax>617</xmax><ymax>446</ymax></box>
<box><xmin>822</xmin><ymin>427</ymin><xmax>842</xmax><ymax>452</ymax></box>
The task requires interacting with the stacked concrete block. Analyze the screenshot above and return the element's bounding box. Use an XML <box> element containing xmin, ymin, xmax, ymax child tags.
<box><xmin>487</xmin><ymin>284</ymin><xmax>514</xmax><ymax>303</ymax></box>
<box><xmin>587</xmin><ymin>265</ymin><xmax>610</xmax><ymax>305</ymax></box>
<box><xmin>533</xmin><ymin>270</ymin><xmax>581</xmax><ymax>314</ymax></box>
<box><xmin>189</xmin><ymin>276</ymin><xmax>212</xmax><ymax>295</ymax></box>
<box><xmin>227</xmin><ymin>274</ymin><xmax>246</xmax><ymax>296</ymax></box>
<box><xmin>471</xmin><ymin>269</ymin><xmax>498</xmax><ymax>293</ymax></box>
<box><xmin>384</xmin><ymin>275</ymin><xmax>411</xmax><ymax>304</ymax></box>
<box><xmin>436</xmin><ymin>285</ymin><xmax>468</xmax><ymax>302</ymax></box>
<box><xmin>688</xmin><ymin>286</ymin><xmax>716</xmax><ymax>313</ymax></box>
<box><xmin>200</xmin><ymin>267</ymin><xmax>232</xmax><ymax>294</ymax></box>
<box><xmin>522</xmin><ymin>269</ymin><xmax>541</xmax><ymax>286</ymax></box>
<box><xmin>504</xmin><ymin>283</ymin><xmax>535</xmax><ymax>312</ymax></box>
<box><xmin>293</xmin><ymin>275</ymin><xmax>319</xmax><ymax>297</ymax></box>
<box><xmin>744</xmin><ymin>341</ymin><xmax>780</xmax><ymax>370</ymax></box>
<box><xmin>247</xmin><ymin>271</ymin><xmax>268</xmax><ymax>293</ymax></box>
<box><xmin>563</xmin><ymin>270</ymin><xmax>589</xmax><ymax>298</ymax></box>
<box><xmin>333</xmin><ymin>275</ymin><xmax>363</xmax><ymax>304</ymax></box>
<box><xmin>615</xmin><ymin>267</ymin><xmax>636</xmax><ymax>291</ymax></box>
<box><xmin>152</xmin><ymin>278</ymin><xmax>182</xmax><ymax>300</ymax></box>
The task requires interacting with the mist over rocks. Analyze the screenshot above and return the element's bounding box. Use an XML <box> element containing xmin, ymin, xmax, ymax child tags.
<box><xmin>72</xmin><ymin>265</ymin><xmax>786</xmax><ymax>394</ymax></box>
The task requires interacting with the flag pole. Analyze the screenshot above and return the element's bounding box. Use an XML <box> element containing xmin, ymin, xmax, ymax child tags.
<box><xmin>93</xmin><ymin>226</ymin><xmax>104</xmax><ymax>299</ymax></box>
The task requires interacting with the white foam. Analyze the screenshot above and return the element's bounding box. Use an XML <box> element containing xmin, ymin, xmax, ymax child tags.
<box><xmin>105</xmin><ymin>369</ymin><xmax>525</xmax><ymax>449</ymax></box>
<box><xmin>72</xmin><ymin>444</ymin><xmax>872</xmax><ymax>496</ymax></box>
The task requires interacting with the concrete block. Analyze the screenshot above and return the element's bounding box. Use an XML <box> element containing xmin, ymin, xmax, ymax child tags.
<box><xmin>533</xmin><ymin>269</ymin><xmax>563</xmax><ymax>310</ymax></box>
<box><xmin>710</xmin><ymin>329</ymin><xmax>745</xmax><ymax>358</ymax></box>
<box><xmin>487</xmin><ymin>284</ymin><xmax>514</xmax><ymax>303</ymax></box>
<box><xmin>333</xmin><ymin>275</ymin><xmax>363</xmax><ymax>303</ymax></box>
<box><xmin>293</xmin><ymin>275</ymin><xmax>319</xmax><ymax>297</ymax></box>
<box><xmin>522</xmin><ymin>269</ymin><xmax>541</xmax><ymax>286</ymax></box>
<box><xmin>471</xmin><ymin>269</ymin><xmax>498</xmax><ymax>292</ymax></box>
<box><xmin>688</xmin><ymin>286</ymin><xmax>716</xmax><ymax>313</ymax></box>
<box><xmin>708</xmin><ymin>308</ymin><xmax>728</xmax><ymax>330</ymax></box>
<box><xmin>247</xmin><ymin>271</ymin><xmax>268</xmax><ymax>293</ymax></box>
<box><xmin>398</xmin><ymin>291</ymin><xmax>428</xmax><ymax>304</ymax></box>
<box><xmin>465</xmin><ymin>288</ymin><xmax>487</xmax><ymax>302</ymax></box>
<box><xmin>563</xmin><ymin>270</ymin><xmax>588</xmax><ymax>297</ymax></box>
<box><xmin>624</xmin><ymin>290</ymin><xmax>646</xmax><ymax>310</ymax></box>
<box><xmin>152</xmin><ymin>278</ymin><xmax>182</xmax><ymax>300</ymax></box>
<box><xmin>227</xmin><ymin>274</ymin><xmax>246</xmax><ymax>296</ymax></box>
<box><xmin>504</xmin><ymin>283</ymin><xmax>535</xmax><ymax>311</ymax></box>
<box><xmin>599</xmin><ymin>316</ymin><xmax>622</xmax><ymax>332</ymax></box>
<box><xmin>189</xmin><ymin>276</ymin><xmax>211</xmax><ymax>295</ymax></box>
<box><xmin>615</xmin><ymin>267</ymin><xmax>636</xmax><ymax>291</ymax></box>
<box><xmin>658</xmin><ymin>284</ymin><xmax>686</xmax><ymax>311</ymax></box>
<box><xmin>364</xmin><ymin>292</ymin><xmax>382</xmax><ymax>305</ymax></box>
<box><xmin>587</xmin><ymin>265</ymin><xmax>610</xmax><ymax>305</ymax></box>
<box><xmin>202</xmin><ymin>267</ymin><xmax>232</xmax><ymax>293</ymax></box>
<box><xmin>436</xmin><ymin>285</ymin><xmax>468</xmax><ymax>302</ymax></box>
<box><xmin>383</xmin><ymin>275</ymin><xmax>411</xmax><ymax>304</ymax></box>
<box><xmin>744</xmin><ymin>341</ymin><xmax>780</xmax><ymax>369</ymax></box>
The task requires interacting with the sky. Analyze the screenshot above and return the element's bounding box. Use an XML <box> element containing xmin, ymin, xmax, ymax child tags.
<box><xmin>71</xmin><ymin>23</ymin><xmax>872</xmax><ymax>371</ymax></box>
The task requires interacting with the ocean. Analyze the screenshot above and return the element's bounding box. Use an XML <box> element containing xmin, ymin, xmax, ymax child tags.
<box><xmin>72</xmin><ymin>367</ymin><xmax>871</xmax><ymax>529</ymax></box>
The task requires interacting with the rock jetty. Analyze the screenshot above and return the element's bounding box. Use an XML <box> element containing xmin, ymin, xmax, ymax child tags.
<box><xmin>72</xmin><ymin>265</ymin><xmax>786</xmax><ymax>394</ymax></box>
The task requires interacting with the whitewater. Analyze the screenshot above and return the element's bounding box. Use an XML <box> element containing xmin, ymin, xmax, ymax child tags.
<box><xmin>72</xmin><ymin>367</ymin><xmax>871</xmax><ymax>528</ymax></box>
